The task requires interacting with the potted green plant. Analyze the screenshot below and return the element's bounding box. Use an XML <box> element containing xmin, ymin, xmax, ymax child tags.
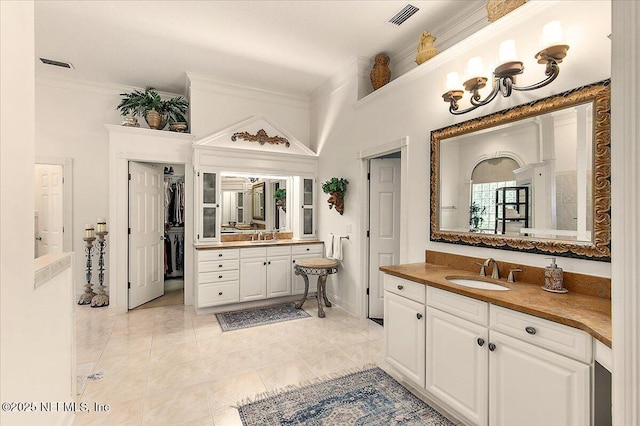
<box><xmin>116</xmin><ymin>87</ymin><xmax>189</xmax><ymax>131</ymax></box>
<box><xmin>469</xmin><ymin>201</ymin><xmax>486</xmax><ymax>231</ymax></box>
<box><xmin>273</xmin><ymin>188</ymin><xmax>286</xmax><ymax>212</ymax></box>
<box><xmin>321</xmin><ymin>177</ymin><xmax>349</xmax><ymax>215</ymax></box>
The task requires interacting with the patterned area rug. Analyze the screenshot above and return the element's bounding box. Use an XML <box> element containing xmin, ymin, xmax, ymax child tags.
<box><xmin>237</xmin><ymin>367</ymin><xmax>455</xmax><ymax>425</ymax></box>
<box><xmin>216</xmin><ymin>302</ymin><xmax>311</xmax><ymax>332</ymax></box>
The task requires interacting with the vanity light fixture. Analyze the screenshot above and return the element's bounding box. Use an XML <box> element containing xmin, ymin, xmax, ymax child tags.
<box><xmin>442</xmin><ymin>21</ymin><xmax>569</xmax><ymax>115</ymax></box>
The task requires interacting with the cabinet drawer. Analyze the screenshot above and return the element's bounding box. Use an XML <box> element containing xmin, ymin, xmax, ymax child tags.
<box><xmin>490</xmin><ymin>305</ymin><xmax>592</xmax><ymax>363</ymax></box>
<box><xmin>240</xmin><ymin>247</ymin><xmax>267</xmax><ymax>258</ymax></box>
<box><xmin>199</xmin><ymin>259</ymin><xmax>239</xmax><ymax>273</ymax></box>
<box><xmin>198</xmin><ymin>281</ymin><xmax>239</xmax><ymax>307</ymax></box>
<box><xmin>198</xmin><ymin>249</ymin><xmax>240</xmax><ymax>261</ymax></box>
<box><xmin>383</xmin><ymin>274</ymin><xmax>425</xmax><ymax>304</ymax></box>
<box><xmin>267</xmin><ymin>245</ymin><xmax>292</xmax><ymax>256</ymax></box>
<box><xmin>427</xmin><ymin>286</ymin><xmax>489</xmax><ymax>327</ymax></box>
<box><xmin>291</xmin><ymin>244</ymin><xmax>323</xmax><ymax>255</ymax></box>
<box><xmin>199</xmin><ymin>269</ymin><xmax>239</xmax><ymax>284</ymax></box>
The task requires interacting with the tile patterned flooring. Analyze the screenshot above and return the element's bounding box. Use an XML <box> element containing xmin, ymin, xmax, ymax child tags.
<box><xmin>74</xmin><ymin>300</ymin><xmax>391</xmax><ymax>425</ymax></box>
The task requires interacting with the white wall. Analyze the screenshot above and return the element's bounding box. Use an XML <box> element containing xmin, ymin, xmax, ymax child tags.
<box><xmin>1</xmin><ymin>2</ymin><xmax>74</xmax><ymax>425</ymax></box>
<box><xmin>312</xmin><ymin>1</ymin><xmax>612</xmax><ymax>316</ymax></box>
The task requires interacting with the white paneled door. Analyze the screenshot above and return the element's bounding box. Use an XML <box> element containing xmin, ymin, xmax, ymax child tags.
<box><xmin>369</xmin><ymin>157</ymin><xmax>401</xmax><ymax>319</ymax></box>
<box><xmin>128</xmin><ymin>162</ymin><xmax>164</xmax><ymax>309</ymax></box>
<box><xmin>34</xmin><ymin>164</ymin><xmax>64</xmax><ymax>257</ymax></box>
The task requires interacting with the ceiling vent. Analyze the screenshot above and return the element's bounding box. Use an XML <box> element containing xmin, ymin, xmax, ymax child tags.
<box><xmin>39</xmin><ymin>58</ymin><xmax>74</xmax><ymax>69</ymax></box>
<box><xmin>387</xmin><ymin>4</ymin><xmax>419</xmax><ymax>26</ymax></box>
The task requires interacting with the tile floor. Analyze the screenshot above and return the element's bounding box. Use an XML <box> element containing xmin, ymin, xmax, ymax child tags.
<box><xmin>74</xmin><ymin>299</ymin><xmax>391</xmax><ymax>425</ymax></box>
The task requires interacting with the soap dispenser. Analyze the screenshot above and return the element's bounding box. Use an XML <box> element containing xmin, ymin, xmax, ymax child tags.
<box><xmin>543</xmin><ymin>257</ymin><xmax>567</xmax><ymax>293</ymax></box>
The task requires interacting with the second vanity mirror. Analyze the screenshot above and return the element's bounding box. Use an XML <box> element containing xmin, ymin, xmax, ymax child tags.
<box><xmin>221</xmin><ymin>175</ymin><xmax>289</xmax><ymax>233</ymax></box>
<box><xmin>430</xmin><ymin>80</ymin><xmax>611</xmax><ymax>261</ymax></box>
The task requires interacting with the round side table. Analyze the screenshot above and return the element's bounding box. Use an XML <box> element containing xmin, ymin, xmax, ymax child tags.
<box><xmin>294</xmin><ymin>258</ymin><xmax>338</xmax><ymax>318</ymax></box>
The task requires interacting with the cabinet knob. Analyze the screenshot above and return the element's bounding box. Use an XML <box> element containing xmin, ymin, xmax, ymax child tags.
<box><xmin>218</xmin><ymin>253</ymin><xmax>223</xmax><ymax>257</ymax></box>
<box><xmin>219</xmin><ymin>264</ymin><xmax>223</xmax><ymax>268</ymax></box>
<box><xmin>416</xmin><ymin>313</ymin><xmax>423</xmax><ymax>320</ymax></box>
<box><xmin>292</xmin><ymin>260</ymin><xmax>296</xmax><ymax>263</ymax></box>
<box><xmin>525</xmin><ymin>326</ymin><xmax>537</xmax><ymax>335</ymax></box>
<box><xmin>306</xmin><ymin>248</ymin><xmax>310</xmax><ymax>251</ymax></box>
<box><xmin>218</xmin><ymin>275</ymin><xmax>223</xmax><ymax>279</ymax></box>
<box><xmin>218</xmin><ymin>292</ymin><xmax>223</xmax><ymax>296</ymax></box>
<box><xmin>488</xmin><ymin>343</ymin><xmax>496</xmax><ymax>351</ymax></box>
<box><xmin>477</xmin><ymin>338</ymin><xmax>485</xmax><ymax>347</ymax></box>
<box><xmin>397</xmin><ymin>285</ymin><xmax>404</xmax><ymax>290</ymax></box>
<box><xmin>263</xmin><ymin>262</ymin><xmax>267</xmax><ymax>265</ymax></box>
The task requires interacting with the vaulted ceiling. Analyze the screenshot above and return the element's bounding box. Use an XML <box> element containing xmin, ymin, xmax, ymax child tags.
<box><xmin>35</xmin><ymin>1</ymin><xmax>485</xmax><ymax>97</ymax></box>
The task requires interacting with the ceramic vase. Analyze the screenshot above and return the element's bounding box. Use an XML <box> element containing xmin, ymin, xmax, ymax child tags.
<box><xmin>370</xmin><ymin>54</ymin><xmax>391</xmax><ymax>91</ymax></box>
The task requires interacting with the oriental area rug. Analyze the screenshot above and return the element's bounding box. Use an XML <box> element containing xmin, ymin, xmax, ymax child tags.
<box><xmin>216</xmin><ymin>302</ymin><xmax>310</xmax><ymax>332</ymax></box>
<box><xmin>237</xmin><ymin>367</ymin><xmax>455</xmax><ymax>425</ymax></box>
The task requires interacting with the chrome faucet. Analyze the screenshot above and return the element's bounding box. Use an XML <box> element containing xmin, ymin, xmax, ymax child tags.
<box><xmin>258</xmin><ymin>231</ymin><xmax>263</xmax><ymax>241</ymax></box>
<box><xmin>483</xmin><ymin>258</ymin><xmax>500</xmax><ymax>279</ymax></box>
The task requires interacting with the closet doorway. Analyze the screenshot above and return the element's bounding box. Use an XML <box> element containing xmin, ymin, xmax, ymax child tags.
<box><xmin>129</xmin><ymin>161</ymin><xmax>186</xmax><ymax>310</ymax></box>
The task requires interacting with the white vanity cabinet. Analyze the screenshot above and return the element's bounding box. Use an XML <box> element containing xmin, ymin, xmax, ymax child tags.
<box><xmin>426</xmin><ymin>287</ymin><xmax>489</xmax><ymax>426</ymax></box>
<box><xmin>195</xmin><ymin>248</ymin><xmax>240</xmax><ymax>307</ymax></box>
<box><xmin>239</xmin><ymin>246</ymin><xmax>291</xmax><ymax>301</ymax></box>
<box><xmin>291</xmin><ymin>243</ymin><xmax>324</xmax><ymax>295</ymax></box>
<box><xmin>423</xmin><ymin>286</ymin><xmax>591</xmax><ymax>426</ymax></box>
<box><xmin>383</xmin><ymin>274</ymin><xmax>426</xmax><ymax>387</ymax></box>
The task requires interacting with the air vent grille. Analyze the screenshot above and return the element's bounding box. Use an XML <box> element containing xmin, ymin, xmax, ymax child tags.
<box><xmin>388</xmin><ymin>4</ymin><xmax>419</xmax><ymax>26</ymax></box>
<box><xmin>39</xmin><ymin>58</ymin><xmax>74</xmax><ymax>69</ymax></box>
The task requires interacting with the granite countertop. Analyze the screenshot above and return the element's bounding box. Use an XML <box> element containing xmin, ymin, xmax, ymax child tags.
<box><xmin>380</xmin><ymin>262</ymin><xmax>612</xmax><ymax>347</ymax></box>
<box><xmin>195</xmin><ymin>239</ymin><xmax>323</xmax><ymax>249</ymax></box>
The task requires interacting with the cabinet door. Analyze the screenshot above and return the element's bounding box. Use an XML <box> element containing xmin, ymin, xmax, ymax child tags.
<box><xmin>426</xmin><ymin>307</ymin><xmax>488</xmax><ymax>426</ymax></box>
<box><xmin>384</xmin><ymin>291</ymin><xmax>425</xmax><ymax>387</ymax></box>
<box><xmin>489</xmin><ymin>330</ymin><xmax>590</xmax><ymax>426</ymax></box>
<box><xmin>300</xmin><ymin>177</ymin><xmax>316</xmax><ymax>238</ymax></box>
<box><xmin>196</xmin><ymin>170</ymin><xmax>220</xmax><ymax>242</ymax></box>
<box><xmin>239</xmin><ymin>258</ymin><xmax>267</xmax><ymax>301</ymax></box>
<box><xmin>266</xmin><ymin>255</ymin><xmax>291</xmax><ymax>298</ymax></box>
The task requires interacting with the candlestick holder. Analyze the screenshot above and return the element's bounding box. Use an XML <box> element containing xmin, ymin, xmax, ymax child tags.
<box><xmin>91</xmin><ymin>231</ymin><xmax>109</xmax><ymax>307</ymax></box>
<box><xmin>78</xmin><ymin>236</ymin><xmax>96</xmax><ymax>305</ymax></box>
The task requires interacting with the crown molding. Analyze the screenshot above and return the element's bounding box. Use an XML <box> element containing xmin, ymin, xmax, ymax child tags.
<box><xmin>309</xmin><ymin>56</ymin><xmax>367</xmax><ymax>106</ymax></box>
<box><xmin>35</xmin><ymin>73</ymin><xmax>183</xmax><ymax>98</ymax></box>
<box><xmin>186</xmin><ymin>71</ymin><xmax>309</xmax><ymax>110</ymax></box>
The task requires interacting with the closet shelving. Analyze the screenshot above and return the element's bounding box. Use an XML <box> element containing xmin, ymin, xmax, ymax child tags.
<box><xmin>164</xmin><ymin>173</ymin><xmax>185</xmax><ymax>278</ymax></box>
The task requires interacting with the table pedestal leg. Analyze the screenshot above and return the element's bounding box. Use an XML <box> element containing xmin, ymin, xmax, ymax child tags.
<box><xmin>294</xmin><ymin>271</ymin><xmax>309</xmax><ymax>309</ymax></box>
<box><xmin>321</xmin><ymin>275</ymin><xmax>332</xmax><ymax>307</ymax></box>
<box><xmin>317</xmin><ymin>274</ymin><xmax>325</xmax><ymax>318</ymax></box>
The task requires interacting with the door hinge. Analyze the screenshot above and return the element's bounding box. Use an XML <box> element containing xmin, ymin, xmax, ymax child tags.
<box><xmin>197</xmin><ymin>233</ymin><xmax>200</xmax><ymax>239</ymax></box>
<box><xmin>366</xmin><ymin>288</ymin><xmax>370</xmax><ymax>295</ymax></box>
<box><xmin>367</xmin><ymin>230</ymin><xmax>370</xmax><ymax>238</ymax></box>
<box><xmin>197</xmin><ymin>171</ymin><xmax>200</xmax><ymax>177</ymax></box>
<box><xmin>62</xmin><ymin>226</ymin><xmax>64</xmax><ymax>233</ymax></box>
<box><xmin>128</xmin><ymin>173</ymin><xmax>131</xmax><ymax>180</ymax></box>
<box><xmin>62</xmin><ymin>177</ymin><xmax>65</xmax><ymax>184</ymax></box>
<box><xmin>128</xmin><ymin>227</ymin><xmax>131</xmax><ymax>234</ymax></box>
<box><xmin>367</xmin><ymin>172</ymin><xmax>370</xmax><ymax>180</ymax></box>
<box><xmin>128</xmin><ymin>282</ymin><xmax>131</xmax><ymax>289</ymax></box>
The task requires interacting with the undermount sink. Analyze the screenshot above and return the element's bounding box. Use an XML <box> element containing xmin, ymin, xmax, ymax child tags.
<box><xmin>446</xmin><ymin>277</ymin><xmax>510</xmax><ymax>291</ymax></box>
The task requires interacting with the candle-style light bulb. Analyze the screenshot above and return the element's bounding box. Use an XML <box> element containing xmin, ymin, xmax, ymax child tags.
<box><xmin>445</xmin><ymin>72</ymin><xmax>461</xmax><ymax>91</ymax></box>
<box><xmin>541</xmin><ymin>21</ymin><xmax>564</xmax><ymax>49</ymax></box>
<box><xmin>498</xmin><ymin>39</ymin><xmax>518</xmax><ymax>65</ymax></box>
<box><xmin>466</xmin><ymin>57</ymin><xmax>485</xmax><ymax>80</ymax></box>
<box><xmin>85</xmin><ymin>224</ymin><xmax>94</xmax><ymax>239</ymax></box>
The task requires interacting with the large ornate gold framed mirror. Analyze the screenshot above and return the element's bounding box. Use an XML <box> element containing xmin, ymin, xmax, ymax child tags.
<box><xmin>252</xmin><ymin>182</ymin><xmax>265</xmax><ymax>220</ymax></box>
<box><xmin>430</xmin><ymin>80</ymin><xmax>610</xmax><ymax>261</ymax></box>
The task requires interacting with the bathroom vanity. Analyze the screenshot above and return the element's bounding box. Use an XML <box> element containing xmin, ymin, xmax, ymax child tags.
<box><xmin>194</xmin><ymin>240</ymin><xmax>323</xmax><ymax>309</ymax></box>
<box><xmin>381</xmin><ymin>252</ymin><xmax>611</xmax><ymax>426</ymax></box>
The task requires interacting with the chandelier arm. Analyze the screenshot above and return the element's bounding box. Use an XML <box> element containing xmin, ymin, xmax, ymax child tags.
<box><xmin>450</xmin><ymin>83</ymin><xmax>501</xmax><ymax>115</ymax></box>
<box><xmin>469</xmin><ymin>82</ymin><xmax>501</xmax><ymax>107</ymax></box>
<box><xmin>513</xmin><ymin>61</ymin><xmax>560</xmax><ymax>92</ymax></box>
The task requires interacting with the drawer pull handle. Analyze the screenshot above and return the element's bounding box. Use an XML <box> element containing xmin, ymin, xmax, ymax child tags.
<box><xmin>218</xmin><ymin>253</ymin><xmax>223</xmax><ymax>257</ymax></box>
<box><xmin>416</xmin><ymin>313</ymin><xmax>423</xmax><ymax>320</ymax></box>
<box><xmin>218</xmin><ymin>275</ymin><xmax>223</xmax><ymax>279</ymax></box>
<box><xmin>525</xmin><ymin>326</ymin><xmax>537</xmax><ymax>335</ymax></box>
<box><xmin>477</xmin><ymin>338</ymin><xmax>485</xmax><ymax>347</ymax></box>
<box><xmin>488</xmin><ymin>343</ymin><xmax>496</xmax><ymax>352</ymax></box>
<box><xmin>397</xmin><ymin>285</ymin><xmax>404</xmax><ymax>290</ymax></box>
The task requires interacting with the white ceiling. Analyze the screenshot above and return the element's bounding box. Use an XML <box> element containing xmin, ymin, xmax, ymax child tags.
<box><xmin>35</xmin><ymin>1</ymin><xmax>485</xmax><ymax>97</ymax></box>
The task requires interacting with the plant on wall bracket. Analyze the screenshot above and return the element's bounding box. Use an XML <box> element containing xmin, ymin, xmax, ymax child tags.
<box><xmin>322</xmin><ymin>177</ymin><xmax>349</xmax><ymax>215</ymax></box>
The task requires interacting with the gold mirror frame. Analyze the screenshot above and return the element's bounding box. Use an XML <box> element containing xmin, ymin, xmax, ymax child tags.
<box><xmin>252</xmin><ymin>182</ymin><xmax>265</xmax><ymax>221</ymax></box>
<box><xmin>430</xmin><ymin>80</ymin><xmax>611</xmax><ymax>261</ymax></box>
